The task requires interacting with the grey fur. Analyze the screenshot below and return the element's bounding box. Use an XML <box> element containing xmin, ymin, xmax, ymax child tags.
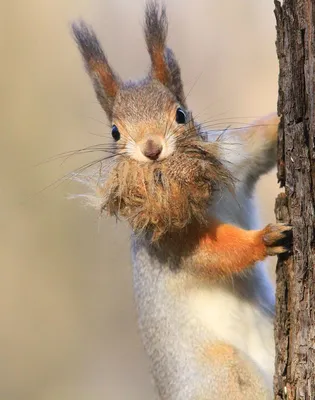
<box><xmin>144</xmin><ymin>1</ymin><xmax>168</xmax><ymax>53</ymax></box>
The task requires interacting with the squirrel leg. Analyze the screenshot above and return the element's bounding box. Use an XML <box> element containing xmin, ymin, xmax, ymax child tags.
<box><xmin>197</xmin><ymin>342</ymin><xmax>272</xmax><ymax>399</ymax></box>
<box><xmin>190</xmin><ymin>219</ymin><xmax>292</xmax><ymax>278</ymax></box>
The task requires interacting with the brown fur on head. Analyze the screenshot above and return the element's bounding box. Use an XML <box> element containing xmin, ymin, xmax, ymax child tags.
<box><xmin>72</xmin><ymin>2</ymin><xmax>233</xmax><ymax>241</ymax></box>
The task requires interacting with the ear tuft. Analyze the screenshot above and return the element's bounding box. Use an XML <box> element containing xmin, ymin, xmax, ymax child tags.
<box><xmin>72</xmin><ymin>20</ymin><xmax>120</xmax><ymax>120</ymax></box>
<box><xmin>144</xmin><ymin>1</ymin><xmax>168</xmax><ymax>84</ymax></box>
<box><xmin>144</xmin><ymin>2</ymin><xmax>186</xmax><ymax>106</ymax></box>
<box><xmin>165</xmin><ymin>47</ymin><xmax>187</xmax><ymax>107</ymax></box>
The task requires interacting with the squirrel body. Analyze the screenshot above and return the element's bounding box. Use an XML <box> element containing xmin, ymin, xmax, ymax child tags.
<box><xmin>132</xmin><ymin>118</ymin><xmax>279</xmax><ymax>399</ymax></box>
<box><xmin>72</xmin><ymin>3</ymin><xmax>292</xmax><ymax>399</ymax></box>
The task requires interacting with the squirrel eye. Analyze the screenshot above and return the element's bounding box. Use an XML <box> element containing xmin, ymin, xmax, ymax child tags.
<box><xmin>111</xmin><ymin>125</ymin><xmax>120</xmax><ymax>141</ymax></box>
<box><xmin>175</xmin><ymin>108</ymin><xmax>187</xmax><ymax>124</ymax></box>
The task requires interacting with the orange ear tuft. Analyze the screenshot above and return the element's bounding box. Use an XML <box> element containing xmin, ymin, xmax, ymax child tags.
<box><xmin>72</xmin><ymin>21</ymin><xmax>120</xmax><ymax>120</ymax></box>
<box><xmin>88</xmin><ymin>59</ymin><xmax>119</xmax><ymax>99</ymax></box>
<box><xmin>151</xmin><ymin>47</ymin><xmax>169</xmax><ymax>85</ymax></box>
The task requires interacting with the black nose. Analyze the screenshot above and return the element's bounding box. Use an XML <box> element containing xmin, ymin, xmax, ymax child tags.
<box><xmin>143</xmin><ymin>139</ymin><xmax>162</xmax><ymax>160</ymax></box>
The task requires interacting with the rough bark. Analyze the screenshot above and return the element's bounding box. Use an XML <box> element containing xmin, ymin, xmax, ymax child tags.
<box><xmin>274</xmin><ymin>0</ymin><xmax>315</xmax><ymax>399</ymax></box>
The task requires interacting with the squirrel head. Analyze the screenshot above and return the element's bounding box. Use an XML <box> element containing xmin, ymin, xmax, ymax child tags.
<box><xmin>72</xmin><ymin>1</ymin><xmax>233</xmax><ymax>241</ymax></box>
<box><xmin>72</xmin><ymin>2</ymin><xmax>189</xmax><ymax>163</ymax></box>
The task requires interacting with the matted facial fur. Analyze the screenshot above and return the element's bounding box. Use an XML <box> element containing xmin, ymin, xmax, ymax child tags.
<box><xmin>99</xmin><ymin>136</ymin><xmax>233</xmax><ymax>241</ymax></box>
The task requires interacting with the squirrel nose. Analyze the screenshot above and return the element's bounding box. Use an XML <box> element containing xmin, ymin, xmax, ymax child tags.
<box><xmin>142</xmin><ymin>139</ymin><xmax>162</xmax><ymax>160</ymax></box>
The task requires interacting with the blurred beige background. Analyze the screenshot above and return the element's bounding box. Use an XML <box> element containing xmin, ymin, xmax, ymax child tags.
<box><xmin>1</xmin><ymin>1</ymin><xmax>280</xmax><ymax>399</ymax></box>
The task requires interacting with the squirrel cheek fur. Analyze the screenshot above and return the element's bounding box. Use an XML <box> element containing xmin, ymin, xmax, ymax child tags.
<box><xmin>72</xmin><ymin>2</ymin><xmax>292</xmax><ymax>399</ymax></box>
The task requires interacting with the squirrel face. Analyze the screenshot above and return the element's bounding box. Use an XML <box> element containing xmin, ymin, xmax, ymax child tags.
<box><xmin>112</xmin><ymin>80</ymin><xmax>193</xmax><ymax>162</ymax></box>
<box><xmin>72</xmin><ymin>3</ymin><xmax>233</xmax><ymax>240</ymax></box>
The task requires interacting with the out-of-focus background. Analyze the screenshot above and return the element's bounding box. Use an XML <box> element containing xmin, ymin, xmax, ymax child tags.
<box><xmin>1</xmin><ymin>1</ymin><xmax>280</xmax><ymax>399</ymax></box>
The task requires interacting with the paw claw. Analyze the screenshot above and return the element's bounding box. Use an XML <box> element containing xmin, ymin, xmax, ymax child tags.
<box><xmin>262</xmin><ymin>223</ymin><xmax>292</xmax><ymax>256</ymax></box>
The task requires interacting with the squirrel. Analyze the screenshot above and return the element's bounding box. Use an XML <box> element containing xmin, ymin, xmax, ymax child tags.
<box><xmin>72</xmin><ymin>2</ymin><xmax>292</xmax><ymax>399</ymax></box>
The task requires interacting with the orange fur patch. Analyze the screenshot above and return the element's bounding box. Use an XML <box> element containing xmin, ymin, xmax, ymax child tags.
<box><xmin>193</xmin><ymin>218</ymin><xmax>267</xmax><ymax>276</ymax></box>
<box><xmin>89</xmin><ymin>60</ymin><xmax>118</xmax><ymax>98</ymax></box>
<box><xmin>152</xmin><ymin>47</ymin><xmax>169</xmax><ymax>84</ymax></box>
<box><xmin>202</xmin><ymin>342</ymin><xmax>237</xmax><ymax>365</ymax></box>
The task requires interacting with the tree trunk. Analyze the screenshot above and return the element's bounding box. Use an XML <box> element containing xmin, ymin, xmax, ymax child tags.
<box><xmin>274</xmin><ymin>0</ymin><xmax>315</xmax><ymax>399</ymax></box>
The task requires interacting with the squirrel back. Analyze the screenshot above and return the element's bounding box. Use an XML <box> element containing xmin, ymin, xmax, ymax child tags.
<box><xmin>72</xmin><ymin>2</ymin><xmax>291</xmax><ymax>399</ymax></box>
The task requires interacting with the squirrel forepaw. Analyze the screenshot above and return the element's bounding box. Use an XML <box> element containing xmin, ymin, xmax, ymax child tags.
<box><xmin>262</xmin><ymin>223</ymin><xmax>293</xmax><ymax>256</ymax></box>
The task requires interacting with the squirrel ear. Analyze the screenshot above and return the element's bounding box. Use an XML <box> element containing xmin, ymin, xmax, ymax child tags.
<box><xmin>165</xmin><ymin>47</ymin><xmax>187</xmax><ymax>107</ymax></box>
<box><xmin>72</xmin><ymin>21</ymin><xmax>120</xmax><ymax>120</ymax></box>
<box><xmin>144</xmin><ymin>2</ymin><xmax>186</xmax><ymax>106</ymax></box>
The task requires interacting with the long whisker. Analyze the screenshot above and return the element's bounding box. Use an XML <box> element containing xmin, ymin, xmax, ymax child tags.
<box><xmin>68</xmin><ymin>153</ymin><xmax>127</xmax><ymax>186</ymax></box>
<box><xmin>204</xmin><ymin>123</ymin><xmax>278</xmax><ymax>132</ymax></box>
<box><xmin>182</xmin><ymin>71</ymin><xmax>203</xmax><ymax>104</ymax></box>
<box><xmin>22</xmin><ymin>153</ymin><xmax>126</xmax><ymax>205</ymax></box>
<box><xmin>192</xmin><ymin>109</ymin><xmax>230</xmax><ymax>122</ymax></box>
<box><xmin>87</xmin><ymin>131</ymin><xmax>108</xmax><ymax>138</ymax></box>
<box><xmin>171</xmin><ymin>113</ymin><xmax>273</xmax><ymax>140</ymax></box>
<box><xmin>34</xmin><ymin>143</ymin><xmax>125</xmax><ymax>166</ymax></box>
<box><xmin>87</xmin><ymin>116</ymin><xmax>111</xmax><ymax>128</ymax></box>
<box><xmin>59</xmin><ymin>148</ymin><xmax>120</xmax><ymax>167</ymax></box>
<box><xmin>175</xmin><ymin>120</ymin><xmax>278</xmax><ymax>142</ymax></box>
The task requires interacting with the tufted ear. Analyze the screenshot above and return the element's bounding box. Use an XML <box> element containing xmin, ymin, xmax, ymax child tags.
<box><xmin>72</xmin><ymin>21</ymin><xmax>120</xmax><ymax>120</ymax></box>
<box><xmin>144</xmin><ymin>2</ymin><xmax>187</xmax><ymax>107</ymax></box>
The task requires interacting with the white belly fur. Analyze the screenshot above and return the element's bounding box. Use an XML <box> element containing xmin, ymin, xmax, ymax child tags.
<box><xmin>187</xmin><ymin>279</ymin><xmax>275</xmax><ymax>387</ymax></box>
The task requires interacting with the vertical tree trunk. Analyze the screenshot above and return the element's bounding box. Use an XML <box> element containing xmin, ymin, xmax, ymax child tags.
<box><xmin>274</xmin><ymin>0</ymin><xmax>315</xmax><ymax>399</ymax></box>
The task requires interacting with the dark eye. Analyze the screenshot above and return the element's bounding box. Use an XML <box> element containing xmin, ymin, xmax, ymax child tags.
<box><xmin>176</xmin><ymin>108</ymin><xmax>187</xmax><ymax>124</ymax></box>
<box><xmin>111</xmin><ymin>125</ymin><xmax>120</xmax><ymax>141</ymax></box>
